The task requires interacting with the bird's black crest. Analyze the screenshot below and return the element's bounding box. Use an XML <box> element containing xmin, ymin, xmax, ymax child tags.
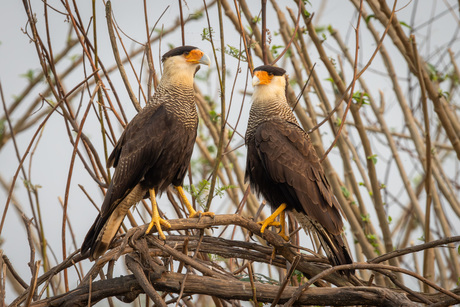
<box><xmin>254</xmin><ymin>65</ymin><xmax>286</xmax><ymax>76</ymax></box>
<box><xmin>162</xmin><ymin>46</ymin><xmax>199</xmax><ymax>62</ymax></box>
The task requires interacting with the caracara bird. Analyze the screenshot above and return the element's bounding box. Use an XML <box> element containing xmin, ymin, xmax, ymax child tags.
<box><xmin>245</xmin><ymin>65</ymin><xmax>353</xmax><ymax>272</ymax></box>
<box><xmin>81</xmin><ymin>46</ymin><xmax>213</xmax><ymax>260</ymax></box>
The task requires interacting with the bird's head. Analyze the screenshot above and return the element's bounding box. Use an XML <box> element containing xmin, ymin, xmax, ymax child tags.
<box><xmin>161</xmin><ymin>46</ymin><xmax>210</xmax><ymax>85</ymax></box>
<box><xmin>252</xmin><ymin>65</ymin><xmax>288</xmax><ymax>101</ymax></box>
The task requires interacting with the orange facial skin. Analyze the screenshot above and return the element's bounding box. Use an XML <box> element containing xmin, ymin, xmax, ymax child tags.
<box><xmin>254</xmin><ymin>70</ymin><xmax>273</xmax><ymax>85</ymax></box>
<box><xmin>185</xmin><ymin>49</ymin><xmax>205</xmax><ymax>63</ymax></box>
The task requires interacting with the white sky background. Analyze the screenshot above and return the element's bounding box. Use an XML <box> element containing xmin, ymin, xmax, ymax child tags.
<box><xmin>1</xmin><ymin>0</ymin><xmax>459</xmax><ymax>305</ymax></box>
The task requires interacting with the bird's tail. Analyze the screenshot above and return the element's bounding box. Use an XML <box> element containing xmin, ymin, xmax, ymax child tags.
<box><xmin>81</xmin><ymin>211</ymin><xmax>126</xmax><ymax>261</ymax></box>
<box><xmin>292</xmin><ymin>210</ymin><xmax>354</xmax><ymax>275</ymax></box>
<box><xmin>313</xmin><ymin>224</ymin><xmax>355</xmax><ymax>276</ymax></box>
<box><xmin>81</xmin><ymin>185</ymin><xmax>145</xmax><ymax>260</ymax></box>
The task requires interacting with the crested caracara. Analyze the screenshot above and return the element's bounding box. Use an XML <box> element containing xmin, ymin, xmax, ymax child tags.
<box><xmin>81</xmin><ymin>46</ymin><xmax>213</xmax><ymax>260</ymax></box>
<box><xmin>245</xmin><ymin>65</ymin><xmax>353</xmax><ymax>273</ymax></box>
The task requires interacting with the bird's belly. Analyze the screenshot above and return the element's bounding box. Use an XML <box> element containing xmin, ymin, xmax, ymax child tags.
<box><xmin>249</xmin><ymin>165</ymin><xmax>288</xmax><ymax>211</ymax></box>
<box><xmin>248</xmin><ymin>154</ymin><xmax>300</xmax><ymax>214</ymax></box>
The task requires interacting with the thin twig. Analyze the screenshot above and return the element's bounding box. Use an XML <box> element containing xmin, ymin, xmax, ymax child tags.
<box><xmin>0</xmin><ymin>68</ymin><xmax>99</xmax><ymax>236</ymax></box>
<box><xmin>178</xmin><ymin>0</ymin><xmax>185</xmax><ymax>45</ymax></box>
<box><xmin>270</xmin><ymin>0</ymin><xmax>302</xmax><ymax>66</ymax></box>
<box><xmin>411</xmin><ymin>35</ymin><xmax>435</xmax><ymax>291</ymax></box>
<box><xmin>271</xmin><ymin>255</ymin><xmax>301</xmax><ymax>306</ymax></box>
<box><xmin>204</xmin><ymin>0</ymin><xmax>227</xmax><ymax>213</ymax></box>
<box><xmin>105</xmin><ymin>1</ymin><xmax>142</xmax><ymax>112</ymax></box>
<box><xmin>285</xmin><ymin>262</ymin><xmax>460</xmax><ymax>306</ymax></box>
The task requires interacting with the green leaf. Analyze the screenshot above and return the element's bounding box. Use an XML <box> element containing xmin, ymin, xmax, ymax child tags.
<box><xmin>412</xmin><ymin>175</ymin><xmax>423</xmax><ymax>186</ymax></box>
<box><xmin>294</xmin><ymin>269</ymin><xmax>304</xmax><ymax>283</ymax></box>
<box><xmin>227</xmin><ymin>129</ymin><xmax>234</xmax><ymax>139</ymax></box>
<box><xmin>366</xmin><ymin>233</ymin><xmax>380</xmax><ymax>254</ymax></box>
<box><xmin>201</xmin><ymin>27</ymin><xmax>214</xmax><ymax>42</ymax></box>
<box><xmin>352</xmin><ymin>90</ymin><xmax>370</xmax><ymax>105</ymax></box>
<box><xmin>361</xmin><ymin>214</ymin><xmax>370</xmax><ymax>222</ymax></box>
<box><xmin>270</xmin><ymin>45</ymin><xmax>284</xmax><ymax>58</ymax></box>
<box><xmin>20</xmin><ymin>69</ymin><xmax>36</xmax><ymax>82</ymax></box>
<box><xmin>367</xmin><ymin>154</ymin><xmax>378</xmax><ymax>165</ymax></box>
<box><xmin>340</xmin><ymin>186</ymin><xmax>350</xmax><ymax>198</ymax></box>
<box><xmin>315</xmin><ymin>26</ymin><xmax>326</xmax><ymax>34</ymax></box>
<box><xmin>22</xmin><ymin>179</ymin><xmax>41</xmax><ymax>192</ymax></box>
<box><xmin>224</xmin><ymin>44</ymin><xmax>247</xmax><ymax>62</ymax></box>
<box><xmin>438</xmin><ymin>89</ymin><xmax>449</xmax><ymax>99</ymax></box>
<box><xmin>426</xmin><ymin>63</ymin><xmax>447</xmax><ymax>82</ymax></box>
<box><xmin>68</xmin><ymin>54</ymin><xmax>79</xmax><ymax>63</ymax></box>
<box><xmin>184</xmin><ymin>179</ymin><xmax>211</xmax><ymax>208</ymax></box>
<box><xmin>365</xmin><ymin>14</ymin><xmax>375</xmax><ymax>23</ymax></box>
<box><xmin>335</xmin><ymin>117</ymin><xmax>342</xmax><ymax>127</ymax></box>
<box><xmin>0</xmin><ymin>119</ymin><xmax>5</xmax><ymax>139</ymax></box>
<box><xmin>215</xmin><ymin>184</ymin><xmax>236</xmax><ymax>198</ymax></box>
<box><xmin>208</xmin><ymin>110</ymin><xmax>220</xmax><ymax>123</ymax></box>
<box><xmin>189</xmin><ymin>11</ymin><xmax>203</xmax><ymax>20</ymax></box>
<box><xmin>207</xmin><ymin>145</ymin><xmax>216</xmax><ymax>153</ymax></box>
<box><xmin>399</xmin><ymin>21</ymin><xmax>412</xmax><ymax>29</ymax></box>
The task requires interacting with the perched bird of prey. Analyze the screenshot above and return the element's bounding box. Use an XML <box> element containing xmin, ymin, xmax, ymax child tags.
<box><xmin>81</xmin><ymin>46</ymin><xmax>212</xmax><ymax>260</ymax></box>
<box><xmin>245</xmin><ymin>65</ymin><xmax>353</xmax><ymax>271</ymax></box>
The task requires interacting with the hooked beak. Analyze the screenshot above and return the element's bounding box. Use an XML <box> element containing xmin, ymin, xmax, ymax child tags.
<box><xmin>198</xmin><ymin>53</ymin><xmax>211</xmax><ymax>66</ymax></box>
<box><xmin>252</xmin><ymin>74</ymin><xmax>261</xmax><ymax>87</ymax></box>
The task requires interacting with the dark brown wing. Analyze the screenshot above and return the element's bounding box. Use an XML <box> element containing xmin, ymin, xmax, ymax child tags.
<box><xmin>81</xmin><ymin>104</ymin><xmax>194</xmax><ymax>257</ymax></box>
<box><xmin>249</xmin><ymin>119</ymin><xmax>344</xmax><ymax>235</ymax></box>
<box><xmin>102</xmin><ymin>104</ymin><xmax>168</xmax><ymax>214</ymax></box>
<box><xmin>246</xmin><ymin>119</ymin><xmax>353</xmax><ymax>271</ymax></box>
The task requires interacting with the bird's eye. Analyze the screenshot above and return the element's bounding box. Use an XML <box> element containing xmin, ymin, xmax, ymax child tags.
<box><xmin>184</xmin><ymin>52</ymin><xmax>190</xmax><ymax>56</ymax></box>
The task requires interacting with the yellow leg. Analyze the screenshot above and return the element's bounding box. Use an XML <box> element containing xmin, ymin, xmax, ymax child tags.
<box><xmin>258</xmin><ymin>203</ymin><xmax>289</xmax><ymax>241</ymax></box>
<box><xmin>279</xmin><ymin>209</ymin><xmax>289</xmax><ymax>241</ymax></box>
<box><xmin>175</xmin><ymin>186</ymin><xmax>215</xmax><ymax>218</ymax></box>
<box><xmin>145</xmin><ymin>188</ymin><xmax>171</xmax><ymax>240</ymax></box>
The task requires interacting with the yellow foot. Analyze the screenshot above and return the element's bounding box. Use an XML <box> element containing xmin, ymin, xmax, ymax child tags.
<box><xmin>189</xmin><ymin>210</ymin><xmax>215</xmax><ymax>219</ymax></box>
<box><xmin>145</xmin><ymin>216</ymin><xmax>171</xmax><ymax>240</ymax></box>
<box><xmin>258</xmin><ymin>203</ymin><xmax>289</xmax><ymax>241</ymax></box>
<box><xmin>258</xmin><ymin>220</ymin><xmax>290</xmax><ymax>241</ymax></box>
<box><xmin>258</xmin><ymin>220</ymin><xmax>281</xmax><ymax>232</ymax></box>
<box><xmin>146</xmin><ymin>188</ymin><xmax>171</xmax><ymax>240</ymax></box>
<box><xmin>175</xmin><ymin>185</ymin><xmax>215</xmax><ymax>219</ymax></box>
